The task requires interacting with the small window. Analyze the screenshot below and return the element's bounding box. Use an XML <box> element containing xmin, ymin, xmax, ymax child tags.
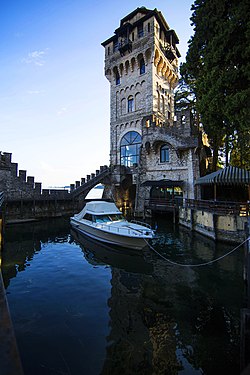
<box><xmin>113</xmin><ymin>40</ymin><xmax>118</xmax><ymax>52</ymax></box>
<box><xmin>121</xmin><ymin>98</ymin><xmax>126</xmax><ymax>115</ymax></box>
<box><xmin>148</xmin><ymin>23</ymin><xmax>150</xmax><ymax>33</ymax></box>
<box><xmin>161</xmin><ymin>95</ymin><xmax>165</xmax><ymax>114</ymax></box>
<box><xmin>128</xmin><ymin>96</ymin><xmax>134</xmax><ymax>112</ymax></box>
<box><xmin>139</xmin><ymin>58</ymin><xmax>145</xmax><ymax>75</ymax></box>
<box><xmin>115</xmin><ymin>72</ymin><xmax>120</xmax><ymax>85</ymax></box>
<box><xmin>157</xmin><ymin>91</ymin><xmax>160</xmax><ymax>111</ymax></box>
<box><xmin>107</xmin><ymin>46</ymin><xmax>110</xmax><ymax>55</ymax></box>
<box><xmin>160</xmin><ymin>145</ymin><xmax>170</xmax><ymax>163</ymax></box>
<box><xmin>138</xmin><ymin>24</ymin><xmax>144</xmax><ymax>38</ymax></box>
<box><xmin>132</xmin><ymin>32</ymin><xmax>134</xmax><ymax>41</ymax></box>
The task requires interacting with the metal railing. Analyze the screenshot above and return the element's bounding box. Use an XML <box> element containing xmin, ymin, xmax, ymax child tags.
<box><xmin>145</xmin><ymin>197</ymin><xmax>249</xmax><ymax>216</ymax></box>
<box><xmin>130</xmin><ymin>219</ymin><xmax>152</xmax><ymax>229</ymax></box>
<box><xmin>185</xmin><ymin>199</ymin><xmax>249</xmax><ymax>216</ymax></box>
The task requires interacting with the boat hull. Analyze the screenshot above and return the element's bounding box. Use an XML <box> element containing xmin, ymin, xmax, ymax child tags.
<box><xmin>70</xmin><ymin>218</ymin><xmax>149</xmax><ymax>250</ymax></box>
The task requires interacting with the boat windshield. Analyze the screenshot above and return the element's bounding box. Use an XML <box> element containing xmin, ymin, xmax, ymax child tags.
<box><xmin>93</xmin><ymin>214</ymin><xmax>124</xmax><ymax>223</ymax></box>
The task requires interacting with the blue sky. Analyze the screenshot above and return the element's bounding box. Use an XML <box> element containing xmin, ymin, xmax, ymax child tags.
<box><xmin>1</xmin><ymin>0</ymin><xmax>194</xmax><ymax>187</ymax></box>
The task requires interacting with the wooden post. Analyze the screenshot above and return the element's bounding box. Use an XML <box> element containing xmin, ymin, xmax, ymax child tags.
<box><xmin>0</xmin><ymin>218</ymin><xmax>2</xmax><ymax>262</ymax></box>
<box><xmin>0</xmin><ymin>272</ymin><xmax>24</xmax><ymax>374</ymax></box>
<box><xmin>0</xmin><ymin>196</ymin><xmax>4</xmax><ymax>256</ymax></box>
<box><xmin>247</xmin><ymin>217</ymin><xmax>250</xmax><ymax>308</ymax></box>
<box><xmin>241</xmin><ymin>217</ymin><xmax>250</xmax><ymax>372</ymax></box>
<box><xmin>214</xmin><ymin>183</ymin><xmax>217</xmax><ymax>201</ymax></box>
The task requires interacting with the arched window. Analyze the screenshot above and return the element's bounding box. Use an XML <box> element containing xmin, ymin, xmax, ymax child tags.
<box><xmin>157</xmin><ymin>91</ymin><xmax>160</xmax><ymax>111</ymax></box>
<box><xmin>135</xmin><ymin>92</ymin><xmax>141</xmax><ymax>110</ymax></box>
<box><xmin>115</xmin><ymin>71</ymin><xmax>120</xmax><ymax>85</ymax></box>
<box><xmin>140</xmin><ymin>58</ymin><xmax>145</xmax><ymax>74</ymax></box>
<box><xmin>160</xmin><ymin>145</ymin><xmax>169</xmax><ymax>162</ymax></box>
<box><xmin>113</xmin><ymin>40</ymin><xmax>118</xmax><ymax>52</ymax></box>
<box><xmin>127</xmin><ymin>96</ymin><xmax>134</xmax><ymax>112</ymax></box>
<box><xmin>161</xmin><ymin>95</ymin><xmax>165</xmax><ymax>114</ymax></box>
<box><xmin>120</xmin><ymin>131</ymin><xmax>142</xmax><ymax>167</ymax></box>
<box><xmin>121</xmin><ymin>98</ymin><xmax>126</xmax><ymax>115</ymax></box>
<box><xmin>125</xmin><ymin>60</ymin><xmax>130</xmax><ymax>74</ymax></box>
<box><xmin>138</xmin><ymin>24</ymin><xmax>144</xmax><ymax>38</ymax></box>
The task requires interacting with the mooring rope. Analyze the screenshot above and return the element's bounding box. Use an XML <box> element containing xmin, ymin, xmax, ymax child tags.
<box><xmin>145</xmin><ymin>237</ymin><xmax>250</xmax><ymax>268</ymax></box>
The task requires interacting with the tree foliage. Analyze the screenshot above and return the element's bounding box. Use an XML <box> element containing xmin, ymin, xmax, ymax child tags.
<box><xmin>181</xmin><ymin>0</ymin><xmax>250</xmax><ymax>170</ymax></box>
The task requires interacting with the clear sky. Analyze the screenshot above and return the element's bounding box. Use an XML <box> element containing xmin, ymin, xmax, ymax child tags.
<box><xmin>1</xmin><ymin>0</ymin><xmax>194</xmax><ymax>188</ymax></box>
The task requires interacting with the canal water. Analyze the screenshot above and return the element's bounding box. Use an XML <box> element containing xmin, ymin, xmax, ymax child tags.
<box><xmin>1</xmin><ymin>216</ymin><xmax>245</xmax><ymax>375</ymax></box>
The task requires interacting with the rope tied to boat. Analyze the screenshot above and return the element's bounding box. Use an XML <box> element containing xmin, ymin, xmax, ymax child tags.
<box><xmin>144</xmin><ymin>236</ymin><xmax>250</xmax><ymax>268</ymax></box>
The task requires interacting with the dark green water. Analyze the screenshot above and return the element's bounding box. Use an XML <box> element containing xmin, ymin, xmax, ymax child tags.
<box><xmin>1</xmin><ymin>216</ymin><xmax>245</xmax><ymax>375</ymax></box>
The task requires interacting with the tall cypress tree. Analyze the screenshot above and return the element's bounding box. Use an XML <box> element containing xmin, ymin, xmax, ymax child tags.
<box><xmin>181</xmin><ymin>0</ymin><xmax>250</xmax><ymax>170</ymax></box>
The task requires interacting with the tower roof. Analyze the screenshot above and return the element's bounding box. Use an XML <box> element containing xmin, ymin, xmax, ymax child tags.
<box><xmin>101</xmin><ymin>7</ymin><xmax>179</xmax><ymax>49</ymax></box>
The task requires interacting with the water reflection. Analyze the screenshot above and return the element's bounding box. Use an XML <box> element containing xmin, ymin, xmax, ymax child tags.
<box><xmin>70</xmin><ymin>228</ymin><xmax>153</xmax><ymax>275</ymax></box>
<box><xmin>2</xmin><ymin>218</ymin><xmax>70</xmax><ymax>288</ymax></box>
<box><xmin>2</xmin><ymin>217</ymin><xmax>244</xmax><ymax>374</ymax></box>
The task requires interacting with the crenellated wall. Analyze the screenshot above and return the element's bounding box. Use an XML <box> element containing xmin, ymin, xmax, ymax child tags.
<box><xmin>0</xmin><ymin>152</ymin><xmax>109</xmax><ymax>202</ymax></box>
<box><xmin>0</xmin><ymin>152</ymin><xmax>110</xmax><ymax>221</ymax></box>
<box><xmin>0</xmin><ymin>152</ymin><xmax>70</xmax><ymax>200</ymax></box>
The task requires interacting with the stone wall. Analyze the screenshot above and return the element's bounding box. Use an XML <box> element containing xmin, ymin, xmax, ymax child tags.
<box><xmin>179</xmin><ymin>206</ymin><xmax>248</xmax><ymax>243</ymax></box>
<box><xmin>5</xmin><ymin>198</ymin><xmax>80</xmax><ymax>223</ymax></box>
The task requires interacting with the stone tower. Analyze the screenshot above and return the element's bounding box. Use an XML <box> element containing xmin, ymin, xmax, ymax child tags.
<box><xmin>102</xmin><ymin>7</ymin><xmax>200</xmax><ymax>216</ymax></box>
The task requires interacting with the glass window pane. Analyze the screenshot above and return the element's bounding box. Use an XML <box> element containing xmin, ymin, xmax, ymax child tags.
<box><xmin>128</xmin><ymin>98</ymin><xmax>134</xmax><ymax>112</ymax></box>
<box><xmin>120</xmin><ymin>131</ymin><xmax>142</xmax><ymax>167</ymax></box>
<box><xmin>160</xmin><ymin>145</ymin><xmax>169</xmax><ymax>162</ymax></box>
<box><xmin>121</xmin><ymin>147</ymin><xmax>126</xmax><ymax>156</ymax></box>
<box><xmin>140</xmin><ymin>59</ymin><xmax>145</xmax><ymax>74</ymax></box>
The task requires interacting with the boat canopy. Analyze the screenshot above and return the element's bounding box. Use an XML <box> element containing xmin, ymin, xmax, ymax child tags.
<box><xmin>74</xmin><ymin>201</ymin><xmax>121</xmax><ymax>220</ymax></box>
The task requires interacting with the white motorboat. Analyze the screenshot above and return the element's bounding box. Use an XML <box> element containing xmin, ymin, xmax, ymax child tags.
<box><xmin>70</xmin><ymin>201</ymin><xmax>154</xmax><ymax>250</ymax></box>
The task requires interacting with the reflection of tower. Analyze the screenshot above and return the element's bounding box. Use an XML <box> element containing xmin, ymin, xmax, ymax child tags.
<box><xmin>102</xmin><ymin>7</ymin><xmax>200</xmax><ymax>215</ymax></box>
<box><xmin>101</xmin><ymin>268</ymin><xmax>179</xmax><ymax>374</ymax></box>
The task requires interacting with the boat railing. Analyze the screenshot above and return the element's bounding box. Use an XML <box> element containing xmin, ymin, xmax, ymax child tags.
<box><xmin>130</xmin><ymin>219</ymin><xmax>152</xmax><ymax>229</ymax></box>
<box><xmin>95</xmin><ymin>222</ymin><xmax>151</xmax><ymax>236</ymax></box>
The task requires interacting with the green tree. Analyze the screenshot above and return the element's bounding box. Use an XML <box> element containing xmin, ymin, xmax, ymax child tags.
<box><xmin>174</xmin><ymin>77</ymin><xmax>195</xmax><ymax>111</ymax></box>
<box><xmin>181</xmin><ymin>0</ymin><xmax>250</xmax><ymax>170</ymax></box>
